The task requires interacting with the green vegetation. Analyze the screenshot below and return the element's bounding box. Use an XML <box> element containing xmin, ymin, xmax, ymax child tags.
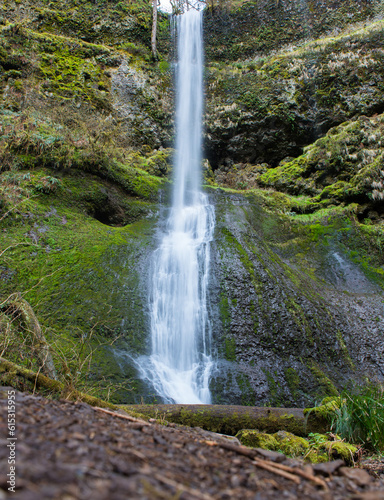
<box><xmin>236</xmin><ymin>429</ymin><xmax>359</xmax><ymax>465</ymax></box>
<box><xmin>204</xmin><ymin>0</ymin><xmax>382</xmax><ymax>62</ymax></box>
<box><xmin>331</xmin><ymin>385</ymin><xmax>384</xmax><ymax>452</ymax></box>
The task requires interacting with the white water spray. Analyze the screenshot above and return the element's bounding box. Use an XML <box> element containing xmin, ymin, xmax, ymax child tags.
<box><xmin>140</xmin><ymin>9</ymin><xmax>215</xmax><ymax>404</ymax></box>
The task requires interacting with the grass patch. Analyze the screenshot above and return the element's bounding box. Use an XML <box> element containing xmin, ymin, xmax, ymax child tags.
<box><xmin>331</xmin><ymin>385</ymin><xmax>384</xmax><ymax>452</ymax></box>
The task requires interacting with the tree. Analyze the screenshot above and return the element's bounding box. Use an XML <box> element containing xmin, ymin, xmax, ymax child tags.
<box><xmin>151</xmin><ymin>0</ymin><xmax>159</xmax><ymax>58</ymax></box>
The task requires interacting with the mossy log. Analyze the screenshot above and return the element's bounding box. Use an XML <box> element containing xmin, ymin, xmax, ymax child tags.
<box><xmin>1</xmin><ymin>294</ymin><xmax>57</xmax><ymax>380</ymax></box>
<box><xmin>0</xmin><ymin>356</ymin><xmax>116</xmax><ymax>410</ymax></box>
<box><xmin>122</xmin><ymin>404</ymin><xmax>330</xmax><ymax>436</ymax></box>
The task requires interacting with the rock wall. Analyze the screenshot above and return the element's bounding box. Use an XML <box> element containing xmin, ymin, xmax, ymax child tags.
<box><xmin>208</xmin><ymin>189</ymin><xmax>384</xmax><ymax>406</ymax></box>
<box><xmin>204</xmin><ymin>0</ymin><xmax>384</xmax><ymax>168</ymax></box>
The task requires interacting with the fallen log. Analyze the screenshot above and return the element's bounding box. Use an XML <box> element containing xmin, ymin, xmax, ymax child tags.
<box><xmin>0</xmin><ymin>356</ymin><xmax>115</xmax><ymax>410</ymax></box>
<box><xmin>122</xmin><ymin>404</ymin><xmax>329</xmax><ymax>436</ymax></box>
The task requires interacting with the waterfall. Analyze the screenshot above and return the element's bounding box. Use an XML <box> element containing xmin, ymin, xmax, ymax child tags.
<box><xmin>140</xmin><ymin>9</ymin><xmax>215</xmax><ymax>404</ymax></box>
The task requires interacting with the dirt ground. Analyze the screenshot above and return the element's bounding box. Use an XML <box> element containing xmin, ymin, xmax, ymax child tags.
<box><xmin>1</xmin><ymin>387</ymin><xmax>384</xmax><ymax>500</ymax></box>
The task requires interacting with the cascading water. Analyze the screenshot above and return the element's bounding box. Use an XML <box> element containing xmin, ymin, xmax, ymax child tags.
<box><xmin>139</xmin><ymin>8</ymin><xmax>215</xmax><ymax>404</ymax></box>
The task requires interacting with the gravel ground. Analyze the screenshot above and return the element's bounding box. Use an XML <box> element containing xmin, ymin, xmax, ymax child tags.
<box><xmin>1</xmin><ymin>387</ymin><xmax>384</xmax><ymax>500</ymax></box>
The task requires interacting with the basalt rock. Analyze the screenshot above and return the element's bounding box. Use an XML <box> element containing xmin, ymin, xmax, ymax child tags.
<box><xmin>207</xmin><ymin>188</ymin><xmax>384</xmax><ymax>406</ymax></box>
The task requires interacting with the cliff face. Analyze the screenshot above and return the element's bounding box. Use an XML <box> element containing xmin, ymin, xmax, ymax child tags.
<box><xmin>208</xmin><ymin>188</ymin><xmax>383</xmax><ymax>406</ymax></box>
<box><xmin>202</xmin><ymin>0</ymin><xmax>384</xmax><ymax>404</ymax></box>
<box><xmin>204</xmin><ymin>0</ymin><xmax>384</xmax><ymax>167</ymax></box>
<box><xmin>205</xmin><ymin>0</ymin><xmax>384</xmax><ymax>405</ymax></box>
<box><xmin>0</xmin><ymin>0</ymin><xmax>383</xmax><ymax>404</ymax></box>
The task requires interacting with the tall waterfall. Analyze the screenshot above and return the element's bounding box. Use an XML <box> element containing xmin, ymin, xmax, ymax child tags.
<box><xmin>140</xmin><ymin>9</ymin><xmax>215</xmax><ymax>404</ymax></box>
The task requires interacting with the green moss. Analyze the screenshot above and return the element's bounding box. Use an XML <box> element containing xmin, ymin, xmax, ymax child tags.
<box><xmin>305</xmin><ymin>449</ymin><xmax>329</xmax><ymax>463</ymax></box>
<box><xmin>0</xmin><ymin>159</ymin><xmax>161</xmax><ymax>402</ymax></box>
<box><xmin>224</xmin><ymin>337</ymin><xmax>236</xmax><ymax>361</ymax></box>
<box><xmin>336</xmin><ymin>330</ymin><xmax>355</xmax><ymax>368</ymax></box>
<box><xmin>236</xmin><ymin>373</ymin><xmax>254</xmax><ymax>406</ymax></box>
<box><xmin>321</xmin><ymin>440</ymin><xmax>358</xmax><ymax>466</ymax></box>
<box><xmin>236</xmin><ymin>429</ymin><xmax>279</xmax><ymax>450</ymax></box>
<box><xmin>308</xmin><ymin>361</ymin><xmax>339</xmax><ymax>398</ymax></box>
<box><xmin>273</xmin><ymin>430</ymin><xmax>310</xmax><ymax>456</ymax></box>
<box><xmin>263</xmin><ymin>369</ymin><xmax>284</xmax><ymax>407</ymax></box>
<box><xmin>284</xmin><ymin>367</ymin><xmax>300</xmax><ymax>398</ymax></box>
<box><xmin>304</xmin><ymin>398</ymin><xmax>341</xmax><ymax>421</ymax></box>
<box><xmin>236</xmin><ymin>428</ymin><xmax>358</xmax><ymax>463</ymax></box>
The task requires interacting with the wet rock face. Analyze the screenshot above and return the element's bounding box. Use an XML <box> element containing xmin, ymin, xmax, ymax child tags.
<box><xmin>112</xmin><ymin>60</ymin><xmax>174</xmax><ymax>149</ymax></box>
<box><xmin>208</xmin><ymin>190</ymin><xmax>384</xmax><ymax>406</ymax></box>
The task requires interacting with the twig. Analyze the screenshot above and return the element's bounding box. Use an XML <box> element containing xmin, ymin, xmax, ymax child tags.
<box><xmin>93</xmin><ymin>406</ymin><xmax>150</xmax><ymax>425</ymax></box>
<box><xmin>0</xmin><ymin>242</ymin><xmax>38</xmax><ymax>258</ymax></box>
<box><xmin>252</xmin><ymin>460</ymin><xmax>301</xmax><ymax>484</ymax></box>
<box><xmin>263</xmin><ymin>461</ymin><xmax>328</xmax><ymax>488</ymax></box>
<box><xmin>211</xmin><ymin>440</ymin><xmax>327</xmax><ymax>488</ymax></box>
<box><xmin>210</xmin><ymin>440</ymin><xmax>257</xmax><ymax>458</ymax></box>
<box><xmin>151</xmin><ymin>472</ymin><xmax>215</xmax><ymax>500</ymax></box>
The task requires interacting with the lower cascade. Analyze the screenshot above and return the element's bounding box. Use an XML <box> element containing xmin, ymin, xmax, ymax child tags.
<box><xmin>139</xmin><ymin>8</ymin><xmax>215</xmax><ymax>404</ymax></box>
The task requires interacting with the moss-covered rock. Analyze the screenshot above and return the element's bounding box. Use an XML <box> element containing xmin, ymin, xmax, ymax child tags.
<box><xmin>273</xmin><ymin>430</ymin><xmax>310</xmax><ymax>456</ymax></box>
<box><xmin>236</xmin><ymin>427</ymin><xmax>357</xmax><ymax>465</ymax></box>
<box><xmin>209</xmin><ymin>187</ymin><xmax>383</xmax><ymax>406</ymax></box>
<box><xmin>257</xmin><ymin>114</ymin><xmax>384</xmax><ymax>220</ymax></box>
<box><xmin>304</xmin><ymin>398</ymin><xmax>341</xmax><ymax>415</ymax></box>
<box><xmin>236</xmin><ymin>429</ymin><xmax>279</xmax><ymax>450</ymax></box>
<box><xmin>320</xmin><ymin>440</ymin><xmax>358</xmax><ymax>466</ymax></box>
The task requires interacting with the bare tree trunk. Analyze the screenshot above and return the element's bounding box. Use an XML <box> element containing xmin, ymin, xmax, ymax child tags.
<box><xmin>151</xmin><ymin>0</ymin><xmax>158</xmax><ymax>59</ymax></box>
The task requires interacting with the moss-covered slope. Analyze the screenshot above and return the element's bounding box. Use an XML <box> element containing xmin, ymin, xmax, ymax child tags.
<box><xmin>204</xmin><ymin>0</ymin><xmax>384</xmax><ymax>168</ymax></box>
<box><xmin>0</xmin><ymin>0</ymin><xmax>175</xmax><ymax>402</ymax></box>
<box><xmin>0</xmin><ymin>107</ymin><xmax>169</xmax><ymax>401</ymax></box>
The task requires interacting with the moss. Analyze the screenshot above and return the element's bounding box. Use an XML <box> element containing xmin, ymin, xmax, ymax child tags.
<box><xmin>235</xmin><ymin>428</ymin><xmax>357</xmax><ymax>464</ymax></box>
<box><xmin>0</xmin><ymin>157</ymin><xmax>161</xmax><ymax>402</ymax></box>
<box><xmin>273</xmin><ymin>430</ymin><xmax>310</xmax><ymax>456</ymax></box>
<box><xmin>321</xmin><ymin>440</ymin><xmax>358</xmax><ymax>466</ymax></box>
<box><xmin>305</xmin><ymin>449</ymin><xmax>329</xmax><ymax>463</ymax></box>
<box><xmin>304</xmin><ymin>398</ymin><xmax>341</xmax><ymax>421</ymax></box>
<box><xmin>308</xmin><ymin>361</ymin><xmax>339</xmax><ymax>399</ymax></box>
<box><xmin>236</xmin><ymin>430</ymin><xmax>279</xmax><ymax>450</ymax></box>
<box><xmin>263</xmin><ymin>369</ymin><xmax>284</xmax><ymax>407</ymax></box>
<box><xmin>219</xmin><ymin>290</ymin><xmax>231</xmax><ymax>330</ymax></box>
<box><xmin>125</xmin><ymin>405</ymin><xmax>323</xmax><ymax>436</ymax></box>
<box><xmin>336</xmin><ymin>330</ymin><xmax>355</xmax><ymax>368</ymax></box>
<box><xmin>284</xmin><ymin>367</ymin><xmax>300</xmax><ymax>398</ymax></box>
<box><xmin>236</xmin><ymin>373</ymin><xmax>254</xmax><ymax>406</ymax></box>
<box><xmin>224</xmin><ymin>337</ymin><xmax>236</xmax><ymax>361</ymax></box>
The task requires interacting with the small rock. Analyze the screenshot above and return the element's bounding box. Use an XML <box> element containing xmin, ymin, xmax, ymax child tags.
<box><xmin>255</xmin><ymin>448</ymin><xmax>286</xmax><ymax>463</ymax></box>
<box><xmin>339</xmin><ymin>467</ymin><xmax>372</xmax><ymax>486</ymax></box>
<box><xmin>313</xmin><ymin>459</ymin><xmax>345</xmax><ymax>476</ymax></box>
<box><xmin>281</xmin><ymin>459</ymin><xmax>303</xmax><ymax>468</ymax></box>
